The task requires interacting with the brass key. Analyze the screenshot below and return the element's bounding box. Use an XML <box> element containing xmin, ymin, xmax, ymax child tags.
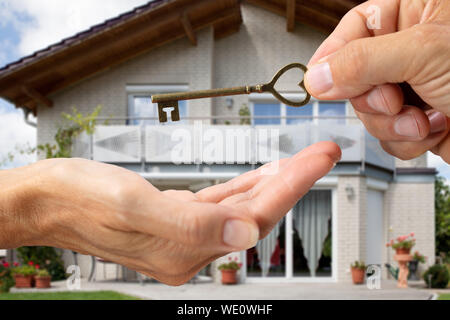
<box><xmin>151</xmin><ymin>63</ymin><xmax>311</xmax><ymax>123</ymax></box>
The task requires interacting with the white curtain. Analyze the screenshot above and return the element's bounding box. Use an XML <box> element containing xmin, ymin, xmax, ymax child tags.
<box><xmin>293</xmin><ymin>190</ymin><xmax>331</xmax><ymax>277</ymax></box>
<box><xmin>256</xmin><ymin>221</ymin><xmax>281</xmax><ymax>277</ymax></box>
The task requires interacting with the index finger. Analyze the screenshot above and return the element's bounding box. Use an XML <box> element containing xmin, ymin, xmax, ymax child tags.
<box><xmin>237</xmin><ymin>143</ymin><xmax>341</xmax><ymax>237</ymax></box>
<box><xmin>196</xmin><ymin>142</ymin><xmax>341</xmax><ymax>203</ymax></box>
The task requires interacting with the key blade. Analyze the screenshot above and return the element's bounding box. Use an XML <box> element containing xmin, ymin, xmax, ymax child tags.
<box><xmin>157</xmin><ymin>101</ymin><xmax>180</xmax><ymax>123</ymax></box>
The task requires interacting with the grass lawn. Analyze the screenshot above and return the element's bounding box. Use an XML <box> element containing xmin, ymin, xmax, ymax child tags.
<box><xmin>0</xmin><ymin>291</ymin><xmax>140</xmax><ymax>300</ymax></box>
<box><xmin>438</xmin><ymin>293</ymin><xmax>450</xmax><ymax>300</ymax></box>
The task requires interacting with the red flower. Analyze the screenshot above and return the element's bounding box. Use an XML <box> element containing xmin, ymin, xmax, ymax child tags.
<box><xmin>228</xmin><ymin>257</ymin><xmax>232</xmax><ymax>261</ymax></box>
<box><xmin>28</xmin><ymin>261</ymin><xmax>34</xmax><ymax>266</ymax></box>
<box><xmin>234</xmin><ymin>257</ymin><xmax>238</xmax><ymax>261</ymax></box>
<box><xmin>35</xmin><ymin>264</ymin><xmax>40</xmax><ymax>269</ymax></box>
<box><xmin>3</xmin><ymin>262</ymin><xmax>10</xmax><ymax>268</ymax></box>
<box><xmin>238</xmin><ymin>263</ymin><xmax>243</xmax><ymax>268</ymax></box>
<box><xmin>13</xmin><ymin>262</ymin><xmax>19</xmax><ymax>267</ymax></box>
<box><xmin>410</xmin><ymin>232</ymin><xmax>415</xmax><ymax>237</ymax></box>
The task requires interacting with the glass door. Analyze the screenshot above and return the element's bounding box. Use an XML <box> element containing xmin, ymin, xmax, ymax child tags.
<box><xmin>246</xmin><ymin>190</ymin><xmax>333</xmax><ymax>280</ymax></box>
<box><xmin>246</xmin><ymin>217</ymin><xmax>286</xmax><ymax>278</ymax></box>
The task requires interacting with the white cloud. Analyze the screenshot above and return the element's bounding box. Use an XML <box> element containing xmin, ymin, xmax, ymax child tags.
<box><xmin>428</xmin><ymin>151</ymin><xmax>450</xmax><ymax>185</ymax></box>
<box><xmin>1</xmin><ymin>0</ymin><xmax>150</xmax><ymax>56</ymax></box>
<box><xmin>0</xmin><ymin>100</ymin><xmax>36</xmax><ymax>168</ymax></box>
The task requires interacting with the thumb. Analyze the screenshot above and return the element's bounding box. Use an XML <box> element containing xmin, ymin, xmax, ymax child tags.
<box><xmin>304</xmin><ymin>24</ymin><xmax>443</xmax><ymax>101</ymax></box>
<box><xmin>128</xmin><ymin>193</ymin><xmax>260</xmax><ymax>252</ymax></box>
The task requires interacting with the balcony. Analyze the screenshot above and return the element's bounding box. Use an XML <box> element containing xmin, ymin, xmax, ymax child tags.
<box><xmin>72</xmin><ymin>116</ymin><xmax>395</xmax><ymax>172</ymax></box>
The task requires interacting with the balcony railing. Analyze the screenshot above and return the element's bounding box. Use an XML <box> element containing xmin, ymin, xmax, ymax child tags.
<box><xmin>72</xmin><ymin>116</ymin><xmax>395</xmax><ymax>171</ymax></box>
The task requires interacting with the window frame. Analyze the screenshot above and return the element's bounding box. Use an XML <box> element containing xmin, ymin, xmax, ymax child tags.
<box><xmin>126</xmin><ymin>85</ymin><xmax>189</xmax><ymax>125</ymax></box>
<box><xmin>249</xmin><ymin>93</ymin><xmax>348</xmax><ymax>126</ymax></box>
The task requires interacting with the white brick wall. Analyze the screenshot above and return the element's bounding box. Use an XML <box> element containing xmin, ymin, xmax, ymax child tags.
<box><xmin>336</xmin><ymin>176</ymin><xmax>367</xmax><ymax>282</ymax></box>
<box><xmin>384</xmin><ymin>182</ymin><xmax>435</xmax><ymax>276</ymax></box>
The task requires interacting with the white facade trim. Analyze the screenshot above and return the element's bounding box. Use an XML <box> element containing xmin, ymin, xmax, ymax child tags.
<box><xmin>285</xmin><ymin>210</ymin><xmax>294</xmax><ymax>279</ymax></box>
<box><xmin>315</xmin><ymin>176</ymin><xmax>338</xmax><ymax>187</ymax></box>
<box><xmin>366</xmin><ymin>178</ymin><xmax>389</xmax><ymax>191</ymax></box>
<box><xmin>331</xmin><ymin>187</ymin><xmax>338</xmax><ymax>282</ymax></box>
<box><xmin>395</xmin><ymin>175</ymin><xmax>436</xmax><ymax>184</ymax></box>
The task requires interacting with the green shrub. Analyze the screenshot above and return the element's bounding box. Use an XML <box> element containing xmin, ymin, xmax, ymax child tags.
<box><xmin>218</xmin><ymin>261</ymin><xmax>242</xmax><ymax>271</ymax></box>
<box><xmin>423</xmin><ymin>264</ymin><xmax>450</xmax><ymax>289</ymax></box>
<box><xmin>16</xmin><ymin>247</ymin><xmax>66</xmax><ymax>281</ymax></box>
<box><xmin>11</xmin><ymin>265</ymin><xmax>36</xmax><ymax>277</ymax></box>
<box><xmin>36</xmin><ymin>269</ymin><xmax>50</xmax><ymax>278</ymax></box>
<box><xmin>0</xmin><ymin>264</ymin><xmax>14</xmax><ymax>293</ymax></box>
<box><xmin>351</xmin><ymin>261</ymin><xmax>367</xmax><ymax>270</ymax></box>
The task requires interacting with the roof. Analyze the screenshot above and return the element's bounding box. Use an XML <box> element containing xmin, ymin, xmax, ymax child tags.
<box><xmin>0</xmin><ymin>0</ymin><xmax>363</xmax><ymax>114</ymax></box>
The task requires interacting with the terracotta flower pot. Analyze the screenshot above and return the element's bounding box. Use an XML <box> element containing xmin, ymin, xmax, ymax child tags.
<box><xmin>396</xmin><ymin>248</ymin><xmax>411</xmax><ymax>255</ymax></box>
<box><xmin>221</xmin><ymin>269</ymin><xmax>238</xmax><ymax>285</ymax></box>
<box><xmin>351</xmin><ymin>268</ymin><xmax>365</xmax><ymax>284</ymax></box>
<box><xmin>35</xmin><ymin>276</ymin><xmax>51</xmax><ymax>289</ymax></box>
<box><xmin>14</xmin><ymin>275</ymin><xmax>33</xmax><ymax>288</ymax></box>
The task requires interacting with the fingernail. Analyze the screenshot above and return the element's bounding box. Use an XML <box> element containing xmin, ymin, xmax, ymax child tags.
<box><xmin>428</xmin><ymin>111</ymin><xmax>447</xmax><ymax>134</ymax></box>
<box><xmin>223</xmin><ymin>220</ymin><xmax>259</xmax><ymax>250</ymax></box>
<box><xmin>367</xmin><ymin>87</ymin><xmax>390</xmax><ymax>114</ymax></box>
<box><xmin>305</xmin><ymin>62</ymin><xmax>333</xmax><ymax>95</ymax></box>
<box><xmin>394</xmin><ymin>114</ymin><xmax>420</xmax><ymax>138</ymax></box>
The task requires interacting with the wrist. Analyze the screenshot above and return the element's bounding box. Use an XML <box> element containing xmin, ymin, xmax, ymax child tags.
<box><xmin>0</xmin><ymin>164</ymin><xmax>50</xmax><ymax>248</ymax></box>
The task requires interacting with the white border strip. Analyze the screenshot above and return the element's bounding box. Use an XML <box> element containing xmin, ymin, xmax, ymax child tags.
<box><xmin>367</xmin><ymin>177</ymin><xmax>389</xmax><ymax>191</ymax></box>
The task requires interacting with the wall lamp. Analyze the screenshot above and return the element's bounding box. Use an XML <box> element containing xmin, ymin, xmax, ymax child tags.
<box><xmin>345</xmin><ymin>185</ymin><xmax>355</xmax><ymax>200</ymax></box>
<box><xmin>226</xmin><ymin>97</ymin><xmax>234</xmax><ymax>109</ymax></box>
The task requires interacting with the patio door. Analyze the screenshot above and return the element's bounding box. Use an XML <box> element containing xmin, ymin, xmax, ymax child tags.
<box><xmin>245</xmin><ymin>189</ymin><xmax>334</xmax><ymax>281</ymax></box>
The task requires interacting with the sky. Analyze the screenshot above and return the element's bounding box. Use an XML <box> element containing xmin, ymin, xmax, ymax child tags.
<box><xmin>0</xmin><ymin>0</ymin><xmax>449</xmax><ymax>182</ymax></box>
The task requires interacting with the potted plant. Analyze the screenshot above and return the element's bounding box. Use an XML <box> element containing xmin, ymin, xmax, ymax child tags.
<box><xmin>35</xmin><ymin>269</ymin><xmax>51</xmax><ymax>289</ymax></box>
<box><xmin>350</xmin><ymin>261</ymin><xmax>366</xmax><ymax>284</ymax></box>
<box><xmin>218</xmin><ymin>257</ymin><xmax>242</xmax><ymax>285</ymax></box>
<box><xmin>11</xmin><ymin>265</ymin><xmax>36</xmax><ymax>288</ymax></box>
<box><xmin>386</xmin><ymin>233</ymin><xmax>415</xmax><ymax>255</ymax></box>
<box><xmin>409</xmin><ymin>251</ymin><xmax>426</xmax><ymax>280</ymax></box>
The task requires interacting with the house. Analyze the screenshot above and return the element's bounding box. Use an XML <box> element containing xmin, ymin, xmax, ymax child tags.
<box><xmin>0</xmin><ymin>0</ymin><xmax>436</xmax><ymax>284</ymax></box>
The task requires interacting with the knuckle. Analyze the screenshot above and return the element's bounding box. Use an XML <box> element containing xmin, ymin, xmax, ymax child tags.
<box><xmin>180</xmin><ymin>213</ymin><xmax>206</xmax><ymax>246</ymax></box>
<box><xmin>380</xmin><ymin>141</ymin><xmax>420</xmax><ymax>161</ymax></box>
<box><xmin>339</xmin><ymin>39</ymin><xmax>368</xmax><ymax>83</ymax></box>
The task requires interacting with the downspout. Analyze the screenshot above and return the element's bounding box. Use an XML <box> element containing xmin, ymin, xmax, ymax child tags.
<box><xmin>20</xmin><ymin>107</ymin><xmax>37</xmax><ymax>128</ymax></box>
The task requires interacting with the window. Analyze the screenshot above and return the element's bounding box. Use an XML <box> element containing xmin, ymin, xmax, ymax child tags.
<box><xmin>127</xmin><ymin>85</ymin><xmax>188</xmax><ymax>125</ymax></box>
<box><xmin>251</xmin><ymin>97</ymin><xmax>346</xmax><ymax>126</ymax></box>
<box><xmin>319</xmin><ymin>102</ymin><xmax>346</xmax><ymax>125</ymax></box>
<box><xmin>286</xmin><ymin>103</ymin><xmax>313</xmax><ymax>125</ymax></box>
<box><xmin>253</xmin><ymin>103</ymin><xmax>281</xmax><ymax>125</ymax></box>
